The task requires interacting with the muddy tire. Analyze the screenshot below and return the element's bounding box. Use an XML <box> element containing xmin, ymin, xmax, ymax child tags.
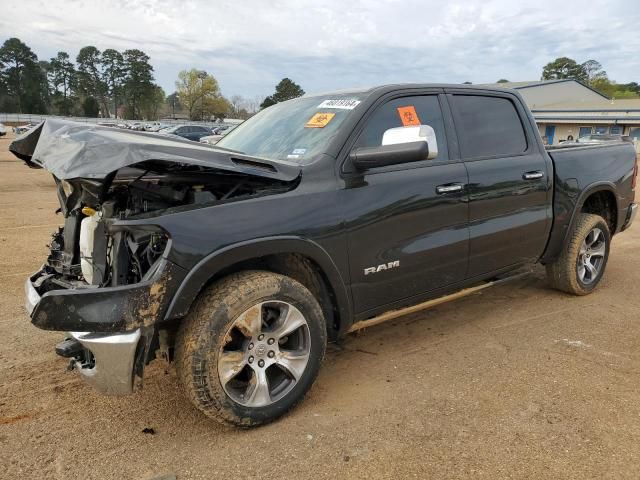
<box><xmin>546</xmin><ymin>213</ymin><xmax>610</xmax><ymax>295</ymax></box>
<box><xmin>175</xmin><ymin>270</ymin><xmax>327</xmax><ymax>427</ymax></box>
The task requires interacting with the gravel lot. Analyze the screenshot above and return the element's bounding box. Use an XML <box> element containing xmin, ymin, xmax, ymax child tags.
<box><xmin>1</xmin><ymin>130</ymin><xmax>639</xmax><ymax>479</ymax></box>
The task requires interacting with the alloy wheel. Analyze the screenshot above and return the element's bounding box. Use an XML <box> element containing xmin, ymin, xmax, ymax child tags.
<box><xmin>577</xmin><ymin>227</ymin><xmax>606</xmax><ymax>284</ymax></box>
<box><xmin>217</xmin><ymin>301</ymin><xmax>311</xmax><ymax>407</ymax></box>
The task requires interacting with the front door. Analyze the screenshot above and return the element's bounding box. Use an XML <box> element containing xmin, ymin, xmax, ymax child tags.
<box><xmin>446</xmin><ymin>92</ymin><xmax>552</xmax><ymax>277</ymax></box>
<box><xmin>545</xmin><ymin>125</ymin><xmax>556</xmax><ymax>145</ymax></box>
<box><xmin>342</xmin><ymin>93</ymin><xmax>469</xmax><ymax>314</ymax></box>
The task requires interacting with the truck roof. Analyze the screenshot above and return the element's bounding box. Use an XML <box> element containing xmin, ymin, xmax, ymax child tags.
<box><xmin>304</xmin><ymin>83</ymin><xmax>515</xmax><ymax>99</ymax></box>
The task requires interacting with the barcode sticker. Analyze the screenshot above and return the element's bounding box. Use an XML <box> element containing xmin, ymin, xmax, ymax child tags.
<box><xmin>317</xmin><ymin>99</ymin><xmax>361</xmax><ymax>110</ymax></box>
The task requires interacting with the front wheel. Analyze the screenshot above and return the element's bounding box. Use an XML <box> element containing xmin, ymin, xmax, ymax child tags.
<box><xmin>546</xmin><ymin>213</ymin><xmax>611</xmax><ymax>295</ymax></box>
<box><xmin>175</xmin><ymin>271</ymin><xmax>326</xmax><ymax>426</ymax></box>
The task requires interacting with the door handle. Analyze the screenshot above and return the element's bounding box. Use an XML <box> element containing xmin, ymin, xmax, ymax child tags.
<box><xmin>523</xmin><ymin>171</ymin><xmax>544</xmax><ymax>180</ymax></box>
<box><xmin>436</xmin><ymin>183</ymin><xmax>464</xmax><ymax>194</ymax></box>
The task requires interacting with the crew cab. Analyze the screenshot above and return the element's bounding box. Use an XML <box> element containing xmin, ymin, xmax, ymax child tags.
<box><xmin>12</xmin><ymin>84</ymin><xmax>637</xmax><ymax>426</ymax></box>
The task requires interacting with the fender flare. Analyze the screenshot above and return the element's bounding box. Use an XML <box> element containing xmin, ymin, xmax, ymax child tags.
<box><xmin>565</xmin><ymin>182</ymin><xmax>618</xmax><ymax>255</ymax></box>
<box><xmin>568</xmin><ymin>181</ymin><xmax>619</xmax><ymax>234</ymax></box>
<box><xmin>542</xmin><ymin>182</ymin><xmax>619</xmax><ymax>264</ymax></box>
<box><xmin>164</xmin><ymin>236</ymin><xmax>353</xmax><ymax>332</ymax></box>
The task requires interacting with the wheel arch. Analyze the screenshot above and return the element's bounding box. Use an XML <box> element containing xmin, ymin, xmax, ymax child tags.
<box><xmin>579</xmin><ymin>187</ymin><xmax>618</xmax><ymax>234</ymax></box>
<box><xmin>561</xmin><ymin>182</ymin><xmax>619</xmax><ymax>255</ymax></box>
<box><xmin>542</xmin><ymin>182</ymin><xmax>619</xmax><ymax>264</ymax></box>
<box><xmin>164</xmin><ymin>237</ymin><xmax>352</xmax><ymax>340</ymax></box>
<box><xmin>573</xmin><ymin>183</ymin><xmax>619</xmax><ymax>235</ymax></box>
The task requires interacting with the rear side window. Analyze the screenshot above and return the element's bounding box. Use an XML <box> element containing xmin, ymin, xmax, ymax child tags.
<box><xmin>354</xmin><ymin>95</ymin><xmax>448</xmax><ymax>161</ymax></box>
<box><xmin>450</xmin><ymin>95</ymin><xmax>527</xmax><ymax>159</ymax></box>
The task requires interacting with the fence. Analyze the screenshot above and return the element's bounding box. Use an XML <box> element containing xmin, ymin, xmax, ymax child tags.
<box><xmin>0</xmin><ymin>113</ymin><xmax>243</xmax><ymax>128</ymax></box>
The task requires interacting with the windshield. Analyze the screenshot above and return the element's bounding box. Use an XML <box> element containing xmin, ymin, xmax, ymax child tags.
<box><xmin>216</xmin><ymin>93</ymin><xmax>366</xmax><ymax>163</ymax></box>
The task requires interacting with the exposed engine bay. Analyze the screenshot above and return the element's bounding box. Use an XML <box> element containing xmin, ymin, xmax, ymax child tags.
<box><xmin>39</xmin><ymin>161</ymin><xmax>294</xmax><ymax>292</ymax></box>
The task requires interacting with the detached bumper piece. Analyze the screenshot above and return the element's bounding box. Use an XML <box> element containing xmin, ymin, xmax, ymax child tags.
<box><xmin>55</xmin><ymin>338</ymin><xmax>83</xmax><ymax>358</ymax></box>
<box><xmin>25</xmin><ymin>259</ymin><xmax>186</xmax><ymax>333</ymax></box>
<box><xmin>622</xmin><ymin>203</ymin><xmax>637</xmax><ymax>231</ymax></box>
<box><xmin>25</xmin><ymin>258</ymin><xmax>187</xmax><ymax>395</ymax></box>
<box><xmin>65</xmin><ymin>330</ymin><xmax>142</xmax><ymax>395</ymax></box>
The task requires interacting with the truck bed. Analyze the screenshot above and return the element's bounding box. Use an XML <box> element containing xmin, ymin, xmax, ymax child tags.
<box><xmin>541</xmin><ymin>140</ymin><xmax>637</xmax><ymax>263</ymax></box>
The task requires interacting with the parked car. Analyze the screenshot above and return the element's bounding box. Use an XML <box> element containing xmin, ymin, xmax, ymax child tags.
<box><xmin>14</xmin><ymin>123</ymin><xmax>37</xmax><ymax>135</ymax></box>
<box><xmin>0</xmin><ymin>123</ymin><xmax>6</xmax><ymax>137</ymax></box>
<box><xmin>200</xmin><ymin>126</ymin><xmax>235</xmax><ymax>145</ymax></box>
<box><xmin>13</xmin><ymin>84</ymin><xmax>637</xmax><ymax>427</ymax></box>
<box><xmin>161</xmin><ymin>124</ymin><xmax>213</xmax><ymax>141</ymax></box>
<box><xmin>144</xmin><ymin>122</ymin><xmax>166</xmax><ymax>132</ymax></box>
<box><xmin>210</xmin><ymin>125</ymin><xmax>231</xmax><ymax>135</ymax></box>
<box><xmin>577</xmin><ymin>134</ymin><xmax>631</xmax><ymax>143</ymax></box>
<box><xmin>556</xmin><ymin>134</ymin><xmax>632</xmax><ymax>148</ymax></box>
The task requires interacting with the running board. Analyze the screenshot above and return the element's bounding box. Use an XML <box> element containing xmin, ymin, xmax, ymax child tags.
<box><xmin>347</xmin><ymin>270</ymin><xmax>531</xmax><ymax>333</ymax></box>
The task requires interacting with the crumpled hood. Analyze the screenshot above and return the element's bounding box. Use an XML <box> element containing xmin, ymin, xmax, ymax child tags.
<box><xmin>9</xmin><ymin>119</ymin><xmax>301</xmax><ymax>181</ymax></box>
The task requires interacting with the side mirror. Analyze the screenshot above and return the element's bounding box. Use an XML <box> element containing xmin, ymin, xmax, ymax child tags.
<box><xmin>350</xmin><ymin>125</ymin><xmax>438</xmax><ymax>171</ymax></box>
<box><xmin>350</xmin><ymin>141</ymin><xmax>429</xmax><ymax>170</ymax></box>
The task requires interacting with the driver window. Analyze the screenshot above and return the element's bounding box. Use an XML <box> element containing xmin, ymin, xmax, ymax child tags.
<box><xmin>354</xmin><ymin>95</ymin><xmax>448</xmax><ymax>161</ymax></box>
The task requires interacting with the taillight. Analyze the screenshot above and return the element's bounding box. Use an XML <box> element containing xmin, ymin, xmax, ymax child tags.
<box><xmin>632</xmin><ymin>162</ymin><xmax>638</xmax><ymax>190</ymax></box>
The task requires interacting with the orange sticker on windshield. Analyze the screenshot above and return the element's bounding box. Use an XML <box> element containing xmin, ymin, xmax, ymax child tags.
<box><xmin>397</xmin><ymin>106</ymin><xmax>421</xmax><ymax>126</ymax></box>
<box><xmin>305</xmin><ymin>112</ymin><xmax>335</xmax><ymax>128</ymax></box>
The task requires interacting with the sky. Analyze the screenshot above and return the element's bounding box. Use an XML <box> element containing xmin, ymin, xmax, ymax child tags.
<box><xmin>2</xmin><ymin>0</ymin><xmax>639</xmax><ymax>100</ymax></box>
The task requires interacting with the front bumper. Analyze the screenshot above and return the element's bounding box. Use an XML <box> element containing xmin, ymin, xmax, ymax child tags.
<box><xmin>25</xmin><ymin>275</ymin><xmax>149</xmax><ymax>395</ymax></box>
<box><xmin>25</xmin><ymin>258</ymin><xmax>186</xmax><ymax>395</ymax></box>
<box><xmin>68</xmin><ymin>330</ymin><xmax>142</xmax><ymax>395</ymax></box>
<box><xmin>24</xmin><ymin>258</ymin><xmax>187</xmax><ymax>332</ymax></box>
<box><xmin>622</xmin><ymin>203</ymin><xmax>637</xmax><ymax>231</ymax></box>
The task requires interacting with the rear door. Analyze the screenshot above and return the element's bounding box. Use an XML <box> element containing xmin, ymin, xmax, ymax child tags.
<box><xmin>193</xmin><ymin>126</ymin><xmax>209</xmax><ymax>140</ymax></box>
<box><xmin>175</xmin><ymin>126</ymin><xmax>190</xmax><ymax>139</ymax></box>
<box><xmin>342</xmin><ymin>92</ymin><xmax>469</xmax><ymax>314</ymax></box>
<box><xmin>446</xmin><ymin>91</ymin><xmax>552</xmax><ymax>277</ymax></box>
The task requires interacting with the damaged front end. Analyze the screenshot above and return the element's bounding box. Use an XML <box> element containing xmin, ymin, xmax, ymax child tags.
<box><xmin>13</xmin><ymin>119</ymin><xmax>300</xmax><ymax>394</ymax></box>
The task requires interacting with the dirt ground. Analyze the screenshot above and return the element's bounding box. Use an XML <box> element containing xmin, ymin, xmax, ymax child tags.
<box><xmin>0</xmin><ymin>130</ymin><xmax>639</xmax><ymax>480</ymax></box>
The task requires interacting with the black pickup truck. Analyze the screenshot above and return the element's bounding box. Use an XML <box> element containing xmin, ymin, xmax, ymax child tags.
<box><xmin>12</xmin><ymin>84</ymin><xmax>637</xmax><ymax>426</ymax></box>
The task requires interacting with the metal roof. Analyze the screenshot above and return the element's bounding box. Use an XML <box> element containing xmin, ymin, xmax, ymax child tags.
<box><xmin>481</xmin><ymin>78</ymin><xmax>610</xmax><ymax>100</ymax></box>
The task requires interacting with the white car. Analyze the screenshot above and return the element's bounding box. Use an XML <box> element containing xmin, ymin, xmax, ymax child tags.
<box><xmin>144</xmin><ymin>122</ymin><xmax>165</xmax><ymax>132</ymax></box>
<box><xmin>0</xmin><ymin>123</ymin><xmax>6</xmax><ymax>137</ymax></box>
<box><xmin>14</xmin><ymin>123</ymin><xmax>37</xmax><ymax>135</ymax></box>
<box><xmin>200</xmin><ymin>125</ymin><xmax>237</xmax><ymax>145</ymax></box>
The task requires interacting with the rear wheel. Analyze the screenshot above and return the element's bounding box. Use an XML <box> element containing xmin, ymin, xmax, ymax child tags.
<box><xmin>175</xmin><ymin>270</ymin><xmax>326</xmax><ymax>426</ymax></box>
<box><xmin>546</xmin><ymin>213</ymin><xmax>610</xmax><ymax>295</ymax></box>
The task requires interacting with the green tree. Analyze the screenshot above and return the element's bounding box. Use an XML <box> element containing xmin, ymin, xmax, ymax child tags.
<box><xmin>260</xmin><ymin>96</ymin><xmax>277</xmax><ymax>109</ymax></box>
<box><xmin>122</xmin><ymin>49</ymin><xmax>154</xmax><ymax>119</ymax></box>
<box><xmin>211</xmin><ymin>96</ymin><xmax>232</xmax><ymax>122</ymax></box>
<box><xmin>496</xmin><ymin>79</ymin><xmax>510</xmax><ymax>83</ymax></box>
<box><xmin>581</xmin><ymin>59</ymin><xmax>607</xmax><ymax>86</ymax></box>
<box><xmin>175</xmin><ymin>69</ymin><xmax>228</xmax><ymax>120</ymax></box>
<box><xmin>0</xmin><ymin>37</ymin><xmax>48</xmax><ymax>113</ymax></box>
<box><xmin>622</xmin><ymin>82</ymin><xmax>640</xmax><ymax>96</ymax></box>
<box><xmin>101</xmin><ymin>49</ymin><xmax>125</xmax><ymax>118</ymax></box>
<box><xmin>77</xmin><ymin>46</ymin><xmax>110</xmax><ymax>117</ymax></box>
<box><xmin>541</xmin><ymin>57</ymin><xmax>587</xmax><ymax>82</ymax></box>
<box><xmin>82</xmin><ymin>96</ymin><xmax>100</xmax><ymax>117</ymax></box>
<box><xmin>260</xmin><ymin>78</ymin><xmax>304</xmax><ymax>108</ymax></box>
<box><xmin>591</xmin><ymin>78</ymin><xmax>640</xmax><ymax>99</ymax></box>
<box><xmin>48</xmin><ymin>51</ymin><xmax>76</xmax><ymax>115</ymax></box>
<box><xmin>142</xmin><ymin>84</ymin><xmax>165</xmax><ymax>120</ymax></box>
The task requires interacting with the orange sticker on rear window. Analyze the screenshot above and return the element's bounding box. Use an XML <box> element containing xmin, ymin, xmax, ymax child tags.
<box><xmin>397</xmin><ymin>106</ymin><xmax>421</xmax><ymax>126</ymax></box>
<box><xmin>305</xmin><ymin>112</ymin><xmax>335</xmax><ymax>128</ymax></box>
